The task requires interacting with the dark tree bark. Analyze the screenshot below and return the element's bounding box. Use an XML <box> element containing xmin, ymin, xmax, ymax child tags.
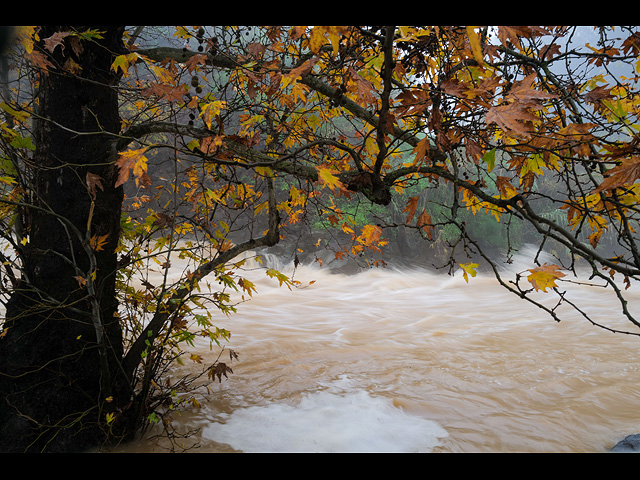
<box><xmin>0</xmin><ymin>26</ymin><xmax>128</xmax><ymax>452</ymax></box>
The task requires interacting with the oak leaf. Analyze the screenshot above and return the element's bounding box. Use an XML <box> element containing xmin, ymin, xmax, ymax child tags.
<box><xmin>459</xmin><ymin>262</ymin><xmax>479</xmax><ymax>283</ymax></box>
<box><xmin>403</xmin><ymin>196</ymin><xmax>420</xmax><ymax>224</ymax></box>
<box><xmin>416</xmin><ymin>209</ymin><xmax>433</xmax><ymax>239</ymax></box>
<box><xmin>86</xmin><ymin>172</ymin><xmax>103</xmax><ymax>200</ymax></box>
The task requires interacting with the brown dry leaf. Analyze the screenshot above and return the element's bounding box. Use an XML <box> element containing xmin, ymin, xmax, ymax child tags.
<box><xmin>594</xmin><ymin>156</ymin><xmax>640</xmax><ymax>194</ymax></box>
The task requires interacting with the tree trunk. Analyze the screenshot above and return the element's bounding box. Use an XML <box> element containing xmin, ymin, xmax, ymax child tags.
<box><xmin>0</xmin><ymin>26</ymin><xmax>127</xmax><ymax>452</ymax></box>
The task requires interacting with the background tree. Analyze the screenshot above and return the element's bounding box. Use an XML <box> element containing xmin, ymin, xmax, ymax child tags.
<box><xmin>0</xmin><ymin>25</ymin><xmax>639</xmax><ymax>452</ymax></box>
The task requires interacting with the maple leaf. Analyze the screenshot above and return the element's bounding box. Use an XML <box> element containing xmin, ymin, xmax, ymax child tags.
<box><xmin>359</xmin><ymin>224</ymin><xmax>383</xmax><ymax>245</ymax></box>
<box><xmin>89</xmin><ymin>234</ymin><xmax>109</xmax><ymax>252</ymax></box>
<box><xmin>141</xmin><ymin>83</ymin><xmax>188</xmax><ymax>103</ymax></box>
<box><xmin>506</xmin><ymin>74</ymin><xmax>557</xmax><ymax>106</ymax></box>
<box><xmin>111</xmin><ymin>53</ymin><xmax>139</xmax><ymax>77</ymax></box>
<box><xmin>115</xmin><ymin>148</ymin><xmax>150</xmax><ymax>187</ymax></box>
<box><xmin>459</xmin><ymin>262</ymin><xmax>479</xmax><ymax>283</ymax></box>
<box><xmin>593</xmin><ymin>156</ymin><xmax>640</xmax><ymax>194</ymax></box>
<box><xmin>486</xmin><ymin>103</ymin><xmax>540</xmax><ymax>138</ymax></box>
<box><xmin>347</xmin><ymin>66</ymin><xmax>377</xmax><ymax>106</ymax></box>
<box><xmin>526</xmin><ymin>263</ymin><xmax>566</xmax><ymax>292</ymax></box>
<box><xmin>287</xmin><ymin>57</ymin><xmax>320</xmax><ymax>80</ymax></box>
<box><xmin>199</xmin><ymin>100</ymin><xmax>226</xmax><ymax>130</ymax></box>
<box><xmin>316</xmin><ymin>166</ymin><xmax>345</xmax><ymax>190</ymax></box>
<box><xmin>497</xmin><ymin>26</ymin><xmax>549</xmax><ymax>51</ymax></box>
<box><xmin>309</xmin><ymin>26</ymin><xmax>348</xmax><ymax>55</ymax></box>
<box><xmin>208</xmin><ymin>362</ymin><xmax>233</xmax><ymax>383</ymax></box>
<box><xmin>266</xmin><ymin>268</ymin><xmax>293</xmax><ymax>289</ymax></box>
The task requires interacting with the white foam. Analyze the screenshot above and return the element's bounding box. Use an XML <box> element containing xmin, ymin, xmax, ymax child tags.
<box><xmin>202</xmin><ymin>388</ymin><xmax>449</xmax><ymax>453</ymax></box>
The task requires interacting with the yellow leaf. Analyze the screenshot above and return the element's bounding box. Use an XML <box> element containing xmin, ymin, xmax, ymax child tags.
<box><xmin>526</xmin><ymin>263</ymin><xmax>566</xmax><ymax>292</ymax></box>
<box><xmin>111</xmin><ymin>52</ymin><xmax>139</xmax><ymax>77</ymax></box>
<box><xmin>466</xmin><ymin>26</ymin><xmax>484</xmax><ymax>65</ymax></box>
<box><xmin>199</xmin><ymin>100</ymin><xmax>226</xmax><ymax>129</ymax></box>
<box><xmin>459</xmin><ymin>262</ymin><xmax>480</xmax><ymax>283</ymax></box>
<box><xmin>316</xmin><ymin>166</ymin><xmax>344</xmax><ymax>190</ymax></box>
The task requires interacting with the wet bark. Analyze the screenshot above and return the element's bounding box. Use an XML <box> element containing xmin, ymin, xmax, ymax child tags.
<box><xmin>0</xmin><ymin>26</ymin><xmax>128</xmax><ymax>452</ymax></box>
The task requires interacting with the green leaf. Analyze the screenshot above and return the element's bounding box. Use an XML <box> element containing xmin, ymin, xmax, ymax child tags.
<box><xmin>482</xmin><ymin>148</ymin><xmax>496</xmax><ymax>172</ymax></box>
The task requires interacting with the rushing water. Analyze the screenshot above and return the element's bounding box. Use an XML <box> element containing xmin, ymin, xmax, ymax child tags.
<box><xmin>120</xmin><ymin>248</ymin><xmax>640</xmax><ymax>453</ymax></box>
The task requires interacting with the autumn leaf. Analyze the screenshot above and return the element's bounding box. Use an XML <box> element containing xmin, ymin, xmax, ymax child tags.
<box><xmin>411</xmin><ymin>137</ymin><xmax>431</xmax><ymax>165</ymax></box>
<box><xmin>459</xmin><ymin>262</ymin><xmax>480</xmax><ymax>283</ymax></box>
<box><xmin>466</xmin><ymin>26</ymin><xmax>484</xmax><ymax>64</ymax></box>
<box><xmin>403</xmin><ymin>196</ymin><xmax>420</xmax><ymax>224</ymax></box>
<box><xmin>416</xmin><ymin>209</ymin><xmax>433</xmax><ymax>239</ymax></box>
<box><xmin>526</xmin><ymin>263</ymin><xmax>566</xmax><ymax>292</ymax></box>
<box><xmin>111</xmin><ymin>53</ymin><xmax>139</xmax><ymax>77</ymax></box>
<box><xmin>86</xmin><ymin>172</ymin><xmax>103</xmax><ymax>200</ymax></box>
<box><xmin>238</xmin><ymin>277</ymin><xmax>257</xmax><ymax>297</ymax></box>
<box><xmin>43</xmin><ymin>31</ymin><xmax>71</xmax><ymax>53</ymax></box>
<box><xmin>506</xmin><ymin>73</ymin><xmax>557</xmax><ymax>106</ymax></box>
<box><xmin>316</xmin><ymin>166</ymin><xmax>345</xmax><ymax>190</ymax></box>
<box><xmin>485</xmin><ymin>103</ymin><xmax>540</xmax><ymax>138</ymax></box>
<box><xmin>359</xmin><ymin>224</ymin><xmax>383</xmax><ymax>245</ymax></box>
<box><xmin>141</xmin><ymin>82</ymin><xmax>188</xmax><ymax>103</ymax></box>
<box><xmin>199</xmin><ymin>100</ymin><xmax>226</xmax><ymax>130</ymax></box>
<box><xmin>585</xmin><ymin>85</ymin><xmax>614</xmax><ymax>105</ymax></box>
<box><xmin>593</xmin><ymin>156</ymin><xmax>640</xmax><ymax>194</ymax></box>
<box><xmin>266</xmin><ymin>268</ymin><xmax>293</xmax><ymax>289</ymax></box>
<box><xmin>347</xmin><ymin>66</ymin><xmax>377</xmax><ymax>106</ymax></box>
<box><xmin>286</xmin><ymin>57</ymin><xmax>320</xmax><ymax>80</ymax></box>
<box><xmin>309</xmin><ymin>26</ymin><xmax>348</xmax><ymax>55</ymax></box>
<box><xmin>89</xmin><ymin>234</ymin><xmax>109</xmax><ymax>252</ymax></box>
<box><xmin>115</xmin><ymin>148</ymin><xmax>150</xmax><ymax>187</ymax></box>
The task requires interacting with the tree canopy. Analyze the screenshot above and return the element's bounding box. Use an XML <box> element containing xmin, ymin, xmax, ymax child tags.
<box><xmin>1</xmin><ymin>25</ymin><xmax>640</xmax><ymax>452</ymax></box>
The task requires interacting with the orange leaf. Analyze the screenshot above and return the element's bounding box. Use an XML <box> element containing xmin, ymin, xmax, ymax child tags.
<box><xmin>89</xmin><ymin>234</ymin><xmax>109</xmax><ymax>252</ymax></box>
<box><xmin>359</xmin><ymin>224</ymin><xmax>382</xmax><ymax>245</ymax></box>
<box><xmin>411</xmin><ymin>137</ymin><xmax>431</xmax><ymax>165</ymax></box>
<box><xmin>416</xmin><ymin>209</ymin><xmax>433</xmax><ymax>239</ymax></box>
<box><xmin>115</xmin><ymin>148</ymin><xmax>150</xmax><ymax>187</ymax></box>
<box><xmin>403</xmin><ymin>196</ymin><xmax>420</xmax><ymax>224</ymax></box>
